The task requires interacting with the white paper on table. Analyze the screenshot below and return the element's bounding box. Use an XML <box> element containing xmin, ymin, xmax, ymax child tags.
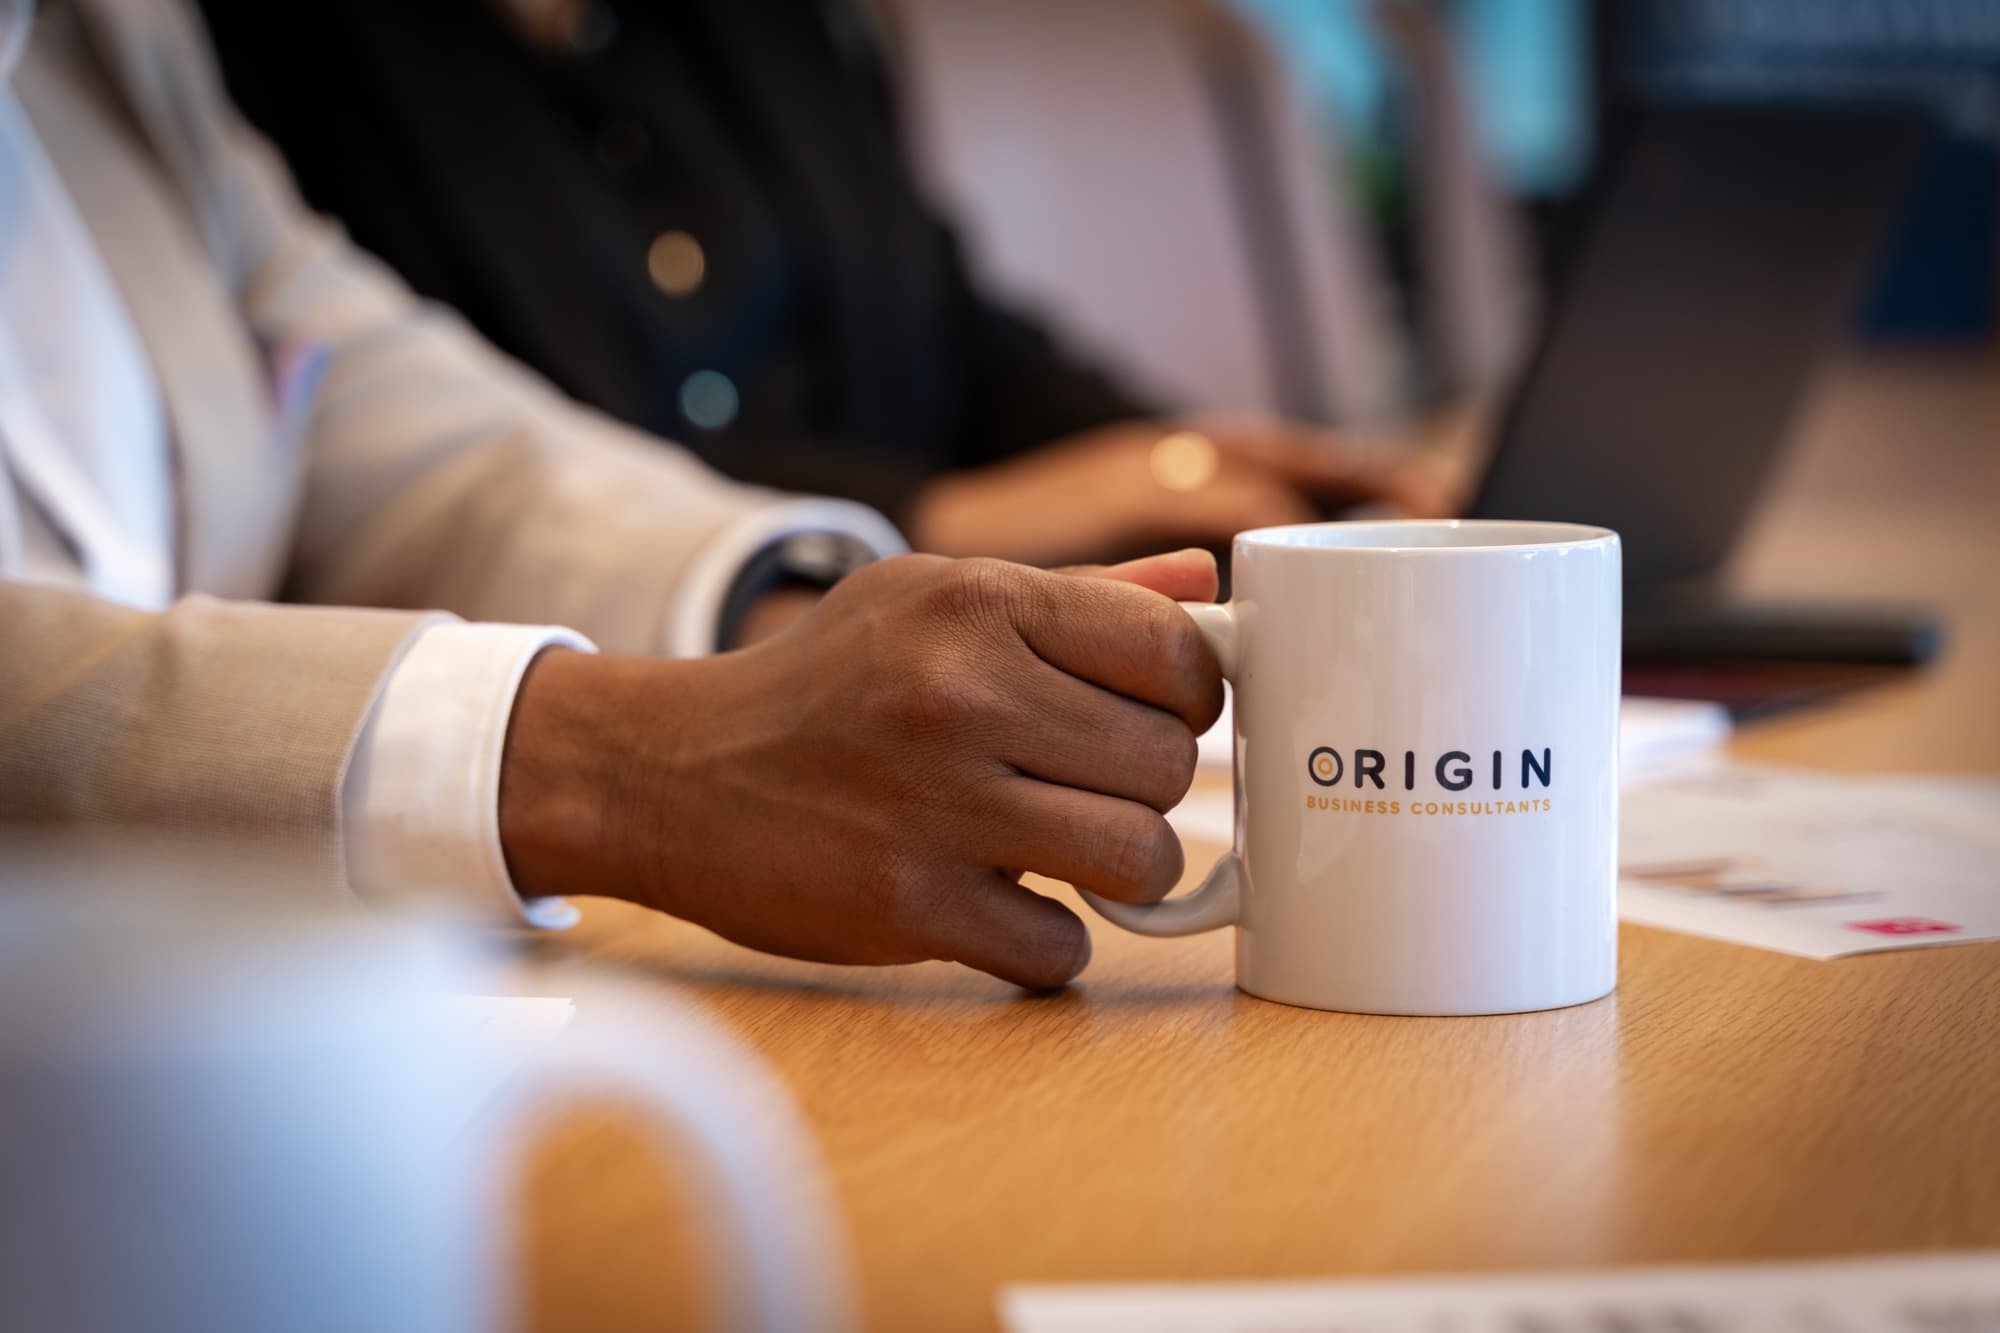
<box><xmin>1001</xmin><ymin>1251</ymin><xmax>2000</xmax><ymax>1333</ymax></box>
<box><xmin>1619</xmin><ymin>764</ymin><xmax>2000</xmax><ymax>958</ymax></box>
<box><xmin>1172</xmin><ymin>696</ymin><xmax>1730</xmax><ymax>844</ymax></box>
<box><xmin>438</xmin><ymin>995</ymin><xmax>575</xmax><ymax>1131</ymax></box>
<box><xmin>1618</xmin><ymin>696</ymin><xmax>1731</xmax><ymax>783</ymax></box>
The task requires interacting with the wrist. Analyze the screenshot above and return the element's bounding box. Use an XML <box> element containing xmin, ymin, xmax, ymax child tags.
<box><xmin>497</xmin><ymin>648</ymin><xmax>674</xmax><ymax>906</ymax></box>
<box><xmin>730</xmin><ymin>585</ymin><xmax>824</xmax><ymax>647</ymax></box>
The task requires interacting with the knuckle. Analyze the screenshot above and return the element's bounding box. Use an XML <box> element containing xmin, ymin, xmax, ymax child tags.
<box><xmin>1098</xmin><ymin>812</ymin><xmax>1181</xmax><ymax>902</ymax></box>
<box><xmin>931</xmin><ymin>557</ymin><xmax>1020</xmax><ymax>625</ymax></box>
<box><xmin>1119</xmin><ymin>715</ymin><xmax>1199</xmax><ymax>810</ymax></box>
<box><xmin>1152</xmin><ymin>600</ymin><xmax>1206</xmax><ymax>675</ymax></box>
<box><xmin>1138</xmin><ymin>604</ymin><xmax>1213</xmax><ymax>712</ymax></box>
<box><xmin>1155</xmin><ymin>725</ymin><xmax>1201</xmax><ymax>805</ymax></box>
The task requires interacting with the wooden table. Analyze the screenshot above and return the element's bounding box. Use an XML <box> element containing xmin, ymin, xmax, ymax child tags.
<box><xmin>520</xmin><ymin>353</ymin><xmax>2000</xmax><ymax>1331</ymax></box>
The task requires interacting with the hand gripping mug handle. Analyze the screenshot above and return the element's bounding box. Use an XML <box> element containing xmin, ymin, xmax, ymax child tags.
<box><xmin>1077</xmin><ymin>601</ymin><xmax>1245</xmax><ymax>937</ymax></box>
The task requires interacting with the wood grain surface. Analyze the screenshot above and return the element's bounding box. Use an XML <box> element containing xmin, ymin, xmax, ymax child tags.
<box><xmin>516</xmin><ymin>354</ymin><xmax>2000</xmax><ymax>1332</ymax></box>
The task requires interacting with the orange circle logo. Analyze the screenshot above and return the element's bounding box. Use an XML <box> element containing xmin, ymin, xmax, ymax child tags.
<box><xmin>1307</xmin><ymin>747</ymin><xmax>1343</xmax><ymax>787</ymax></box>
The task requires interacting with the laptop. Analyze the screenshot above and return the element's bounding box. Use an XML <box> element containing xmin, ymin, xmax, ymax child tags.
<box><xmin>1466</xmin><ymin>101</ymin><xmax>1936</xmax><ymax>664</ymax></box>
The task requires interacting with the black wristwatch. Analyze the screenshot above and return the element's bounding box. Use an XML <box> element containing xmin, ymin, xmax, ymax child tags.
<box><xmin>715</xmin><ymin>531</ymin><xmax>880</xmax><ymax>649</ymax></box>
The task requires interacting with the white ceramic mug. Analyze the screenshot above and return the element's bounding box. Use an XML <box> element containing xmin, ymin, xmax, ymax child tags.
<box><xmin>1083</xmin><ymin>520</ymin><xmax>1622</xmax><ymax>1015</ymax></box>
<box><xmin>0</xmin><ymin>887</ymin><xmax>853</xmax><ymax>1332</ymax></box>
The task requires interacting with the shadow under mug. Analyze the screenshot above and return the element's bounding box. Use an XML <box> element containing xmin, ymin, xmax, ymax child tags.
<box><xmin>1083</xmin><ymin>519</ymin><xmax>1623</xmax><ymax>1016</ymax></box>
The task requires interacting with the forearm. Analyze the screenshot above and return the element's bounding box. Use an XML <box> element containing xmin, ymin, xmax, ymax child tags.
<box><xmin>0</xmin><ymin>583</ymin><xmax>427</xmax><ymax>892</ymax></box>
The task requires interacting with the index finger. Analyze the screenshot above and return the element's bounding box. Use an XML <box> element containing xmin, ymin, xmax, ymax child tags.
<box><xmin>1006</xmin><ymin>567</ymin><xmax>1223</xmax><ymax>734</ymax></box>
<box><xmin>1055</xmin><ymin>548</ymin><xmax>1220</xmax><ymax>603</ymax></box>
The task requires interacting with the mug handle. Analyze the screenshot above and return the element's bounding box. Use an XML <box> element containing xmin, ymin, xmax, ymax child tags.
<box><xmin>478</xmin><ymin>976</ymin><xmax>856</xmax><ymax>1333</ymax></box>
<box><xmin>1078</xmin><ymin>602</ymin><xmax>1247</xmax><ymax>938</ymax></box>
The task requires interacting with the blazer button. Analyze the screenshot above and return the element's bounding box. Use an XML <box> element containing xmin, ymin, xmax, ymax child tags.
<box><xmin>648</xmin><ymin>229</ymin><xmax>706</xmax><ymax>296</ymax></box>
<box><xmin>679</xmin><ymin>370</ymin><xmax>739</xmax><ymax>430</ymax></box>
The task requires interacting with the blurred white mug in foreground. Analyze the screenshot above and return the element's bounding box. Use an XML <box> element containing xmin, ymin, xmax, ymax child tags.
<box><xmin>0</xmin><ymin>852</ymin><xmax>852</xmax><ymax>1333</ymax></box>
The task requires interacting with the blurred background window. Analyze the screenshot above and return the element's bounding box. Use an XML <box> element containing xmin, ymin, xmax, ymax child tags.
<box><xmin>1227</xmin><ymin>0</ymin><xmax>1593</xmax><ymax>205</ymax></box>
<box><xmin>1230</xmin><ymin>0</ymin><xmax>1999</xmax><ymax>347</ymax></box>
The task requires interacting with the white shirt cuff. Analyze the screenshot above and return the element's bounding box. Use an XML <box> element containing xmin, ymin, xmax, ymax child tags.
<box><xmin>342</xmin><ymin>621</ymin><xmax>595</xmax><ymax>929</ymax></box>
<box><xmin>661</xmin><ymin>496</ymin><xmax>906</xmax><ymax>656</ymax></box>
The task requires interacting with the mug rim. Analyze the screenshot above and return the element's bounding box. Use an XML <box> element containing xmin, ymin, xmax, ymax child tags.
<box><xmin>1234</xmin><ymin>518</ymin><xmax>1617</xmax><ymax>554</ymax></box>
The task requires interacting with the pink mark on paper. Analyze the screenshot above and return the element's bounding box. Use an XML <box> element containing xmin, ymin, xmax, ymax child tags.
<box><xmin>1844</xmin><ymin>917</ymin><xmax>1961</xmax><ymax>937</ymax></box>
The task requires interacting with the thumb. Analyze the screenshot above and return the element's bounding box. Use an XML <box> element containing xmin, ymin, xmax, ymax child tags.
<box><xmin>1058</xmin><ymin>548</ymin><xmax>1219</xmax><ymax>603</ymax></box>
